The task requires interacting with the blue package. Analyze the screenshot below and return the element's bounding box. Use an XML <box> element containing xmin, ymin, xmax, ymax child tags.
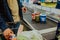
<box><xmin>40</xmin><ymin>14</ymin><xmax>46</xmax><ymax>23</ymax></box>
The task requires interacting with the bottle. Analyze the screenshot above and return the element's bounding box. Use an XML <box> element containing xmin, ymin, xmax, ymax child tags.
<box><xmin>32</xmin><ymin>13</ymin><xmax>35</xmax><ymax>21</ymax></box>
<box><xmin>35</xmin><ymin>13</ymin><xmax>40</xmax><ymax>23</ymax></box>
<box><xmin>55</xmin><ymin>22</ymin><xmax>60</xmax><ymax>40</ymax></box>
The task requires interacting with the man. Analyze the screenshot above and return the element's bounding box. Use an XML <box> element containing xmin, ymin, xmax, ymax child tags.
<box><xmin>56</xmin><ymin>0</ymin><xmax>60</xmax><ymax>9</ymax></box>
<box><xmin>0</xmin><ymin>0</ymin><xmax>26</xmax><ymax>40</ymax></box>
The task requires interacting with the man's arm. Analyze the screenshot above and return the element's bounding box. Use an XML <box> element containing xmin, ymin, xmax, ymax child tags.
<box><xmin>0</xmin><ymin>14</ymin><xmax>14</xmax><ymax>40</ymax></box>
<box><xmin>7</xmin><ymin>0</ymin><xmax>20</xmax><ymax>23</ymax></box>
<box><xmin>56</xmin><ymin>0</ymin><xmax>60</xmax><ymax>9</ymax></box>
<box><xmin>0</xmin><ymin>14</ymin><xmax>8</xmax><ymax>31</ymax></box>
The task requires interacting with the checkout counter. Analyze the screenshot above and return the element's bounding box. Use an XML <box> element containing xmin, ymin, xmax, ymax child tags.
<box><xmin>0</xmin><ymin>3</ymin><xmax>59</xmax><ymax>40</ymax></box>
<box><xmin>22</xmin><ymin>3</ymin><xmax>60</xmax><ymax>40</ymax></box>
<box><xmin>23</xmin><ymin>9</ymin><xmax>57</xmax><ymax>40</ymax></box>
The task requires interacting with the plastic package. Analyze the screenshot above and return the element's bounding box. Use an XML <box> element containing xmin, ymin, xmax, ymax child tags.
<box><xmin>17</xmin><ymin>30</ymin><xmax>43</xmax><ymax>40</ymax></box>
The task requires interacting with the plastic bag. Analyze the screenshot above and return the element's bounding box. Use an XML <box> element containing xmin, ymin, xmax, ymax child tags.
<box><xmin>17</xmin><ymin>30</ymin><xmax>43</xmax><ymax>40</ymax></box>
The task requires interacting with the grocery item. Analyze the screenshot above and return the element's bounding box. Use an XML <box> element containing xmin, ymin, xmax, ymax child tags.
<box><xmin>35</xmin><ymin>14</ymin><xmax>40</xmax><ymax>22</ymax></box>
<box><xmin>32</xmin><ymin>13</ymin><xmax>35</xmax><ymax>21</ymax></box>
<box><xmin>17</xmin><ymin>35</ymin><xmax>29</xmax><ymax>40</ymax></box>
<box><xmin>35</xmin><ymin>12</ymin><xmax>40</xmax><ymax>22</ymax></box>
<box><xmin>17</xmin><ymin>30</ymin><xmax>43</xmax><ymax>40</ymax></box>
<box><xmin>40</xmin><ymin>0</ymin><xmax>45</xmax><ymax>2</ymax></box>
<box><xmin>45</xmin><ymin>0</ymin><xmax>52</xmax><ymax>2</ymax></box>
<box><xmin>40</xmin><ymin>14</ymin><xmax>46</xmax><ymax>23</ymax></box>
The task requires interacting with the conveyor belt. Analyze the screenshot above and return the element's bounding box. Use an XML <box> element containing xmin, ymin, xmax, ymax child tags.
<box><xmin>23</xmin><ymin>10</ymin><xmax>57</xmax><ymax>30</ymax></box>
<box><xmin>42</xmin><ymin>31</ymin><xmax>56</xmax><ymax>40</ymax></box>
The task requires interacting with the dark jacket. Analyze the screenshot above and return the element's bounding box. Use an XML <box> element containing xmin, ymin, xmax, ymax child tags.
<box><xmin>0</xmin><ymin>0</ymin><xmax>23</xmax><ymax>31</ymax></box>
<box><xmin>0</xmin><ymin>0</ymin><xmax>13</xmax><ymax>31</ymax></box>
<box><xmin>0</xmin><ymin>14</ymin><xmax>8</xmax><ymax>31</ymax></box>
<box><xmin>17</xmin><ymin>0</ymin><xmax>23</xmax><ymax>19</ymax></box>
<box><xmin>0</xmin><ymin>0</ymin><xmax>13</xmax><ymax>22</ymax></box>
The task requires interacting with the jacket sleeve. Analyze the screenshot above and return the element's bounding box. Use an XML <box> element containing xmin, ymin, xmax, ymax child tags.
<box><xmin>7</xmin><ymin>0</ymin><xmax>20</xmax><ymax>22</ymax></box>
<box><xmin>0</xmin><ymin>14</ymin><xmax>8</xmax><ymax>31</ymax></box>
<box><xmin>17</xmin><ymin>0</ymin><xmax>23</xmax><ymax>19</ymax></box>
<box><xmin>3</xmin><ymin>0</ymin><xmax>14</xmax><ymax>22</ymax></box>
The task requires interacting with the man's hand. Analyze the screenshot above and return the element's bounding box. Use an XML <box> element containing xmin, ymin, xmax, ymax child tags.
<box><xmin>22</xmin><ymin>7</ymin><xmax>27</xmax><ymax>13</ymax></box>
<box><xmin>3</xmin><ymin>28</ymin><xmax>14</xmax><ymax>40</ymax></box>
<box><xmin>10</xmin><ymin>34</ymin><xmax>17</xmax><ymax>40</ymax></box>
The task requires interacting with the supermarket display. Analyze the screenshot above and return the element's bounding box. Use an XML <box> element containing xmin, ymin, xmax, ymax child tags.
<box><xmin>53</xmin><ymin>0</ymin><xmax>57</xmax><ymax>2</ymax></box>
<box><xmin>40</xmin><ymin>0</ymin><xmax>57</xmax><ymax>2</ymax></box>
<box><xmin>40</xmin><ymin>0</ymin><xmax>45</xmax><ymax>2</ymax></box>
<box><xmin>45</xmin><ymin>0</ymin><xmax>53</xmax><ymax>2</ymax></box>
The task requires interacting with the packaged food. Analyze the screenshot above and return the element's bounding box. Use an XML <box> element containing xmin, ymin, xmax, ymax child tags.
<box><xmin>40</xmin><ymin>14</ymin><xmax>46</xmax><ymax>23</ymax></box>
<box><xmin>35</xmin><ymin>14</ymin><xmax>40</xmax><ymax>22</ymax></box>
<box><xmin>32</xmin><ymin>13</ymin><xmax>35</xmax><ymax>21</ymax></box>
<box><xmin>35</xmin><ymin>12</ymin><xmax>40</xmax><ymax>22</ymax></box>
